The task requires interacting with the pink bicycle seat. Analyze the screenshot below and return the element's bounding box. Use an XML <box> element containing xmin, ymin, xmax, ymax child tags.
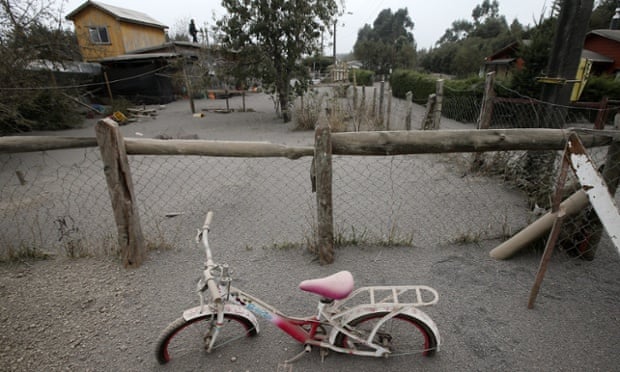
<box><xmin>299</xmin><ymin>271</ymin><xmax>354</xmax><ymax>300</ymax></box>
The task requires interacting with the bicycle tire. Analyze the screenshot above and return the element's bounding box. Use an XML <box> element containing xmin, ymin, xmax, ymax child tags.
<box><xmin>155</xmin><ymin>313</ymin><xmax>258</xmax><ymax>364</ymax></box>
<box><xmin>334</xmin><ymin>312</ymin><xmax>438</xmax><ymax>357</ymax></box>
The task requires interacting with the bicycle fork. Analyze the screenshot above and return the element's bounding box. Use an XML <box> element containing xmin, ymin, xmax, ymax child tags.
<box><xmin>203</xmin><ymin>304</ymin><xmax>225</xmax><ymax>352</ymax></box>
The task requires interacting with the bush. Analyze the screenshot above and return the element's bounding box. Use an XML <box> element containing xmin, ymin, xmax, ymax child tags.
<box><xmin>389</xmin><ymin>69</ymin><xmax>436</xmax><ymax>103</ymax></box>
<box><xmin>349</xmin><ymin>69</ymin><xmax>375</xmax><ymax>86</ymax></box>
<box><xmin>14</xmin><ymin>91</ymin><xmax>83</xmax><ymax>132</ymax></box>
<box><xmin>579</xmin><ymin>75</ymin><xmax>620</xmax><ymax>102</ymax></box>
<box><xmin>294</xmin><ymin>89</ymin><xmax>326</xmax><ymax>130</ymax></box>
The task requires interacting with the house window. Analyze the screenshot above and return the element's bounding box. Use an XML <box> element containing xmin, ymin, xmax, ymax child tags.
<box><xmin>88</xmin><ymin>26</ymin><xmax>110</xmax><ymax>44</ymax></box>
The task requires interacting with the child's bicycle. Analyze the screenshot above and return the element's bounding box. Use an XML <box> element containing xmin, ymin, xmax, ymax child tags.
<box><xmin>155</xmin><ymin>212</ymin><xmax>441</xmax><ymax>365</ymax></box>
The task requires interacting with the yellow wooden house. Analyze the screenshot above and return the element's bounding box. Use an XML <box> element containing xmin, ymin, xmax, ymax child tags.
<box><xmin>66</xmin><ymin>1</ymin><xmax>168</xmax><ymax>62</ymax></box>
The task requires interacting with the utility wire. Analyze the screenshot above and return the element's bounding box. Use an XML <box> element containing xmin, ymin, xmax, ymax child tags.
<box><xmin>0</xmin><ymin>65</ymin><xmax>170</xmax><ymax>91</ymax></box>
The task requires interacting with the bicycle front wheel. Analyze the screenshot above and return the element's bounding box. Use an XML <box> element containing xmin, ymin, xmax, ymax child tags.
<box><xmin>335</xmin><ymin>312</ymin><xmax>438</xmax><ymax>357</ymax></box>
<box><xmin>155</xmin><ymin>314</ymin><xmax>258</xmax><ymax>364</ymax></box>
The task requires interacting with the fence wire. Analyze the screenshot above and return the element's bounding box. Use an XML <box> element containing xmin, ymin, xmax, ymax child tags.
<box><xmin>0</xmin><ymin>88</ymin><xmax>618</xmax><ymax>265</ymax></box>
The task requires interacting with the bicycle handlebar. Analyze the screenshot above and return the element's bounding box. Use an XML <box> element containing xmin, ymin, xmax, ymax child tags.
<box><xmin>200</xmin><ymin>211</ymin><xmax>223</xmax><ymax>308</ymax></box>
<box><xmin>203</xmin><ymin>211</ymin><xmax>213</xmax><ymax>231</ymax></box>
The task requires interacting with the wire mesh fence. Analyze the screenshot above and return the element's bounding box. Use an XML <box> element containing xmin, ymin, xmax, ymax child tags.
<box><xmin>0</xmin><ymin>87</ymin><xmax>618</xmax><ymax>265</ymax></box>
<box><xmin>0</xmin><ymin>148</ymin><xmax>116</xmax><ymax>259</ymax></box>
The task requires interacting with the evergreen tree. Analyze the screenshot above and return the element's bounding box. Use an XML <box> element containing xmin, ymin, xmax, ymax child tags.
<box><xmin>352</xmin><ymin>8</ymin><xmax>416</xmax><ymax>74</ymax></box>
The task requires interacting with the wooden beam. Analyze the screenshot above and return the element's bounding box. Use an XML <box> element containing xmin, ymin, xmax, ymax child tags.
<box><xmin>0</xmin><ymin>136</ymin><xmax>97</xmax><ymax>153</ymax></box>
<box><xmin>330</xmin><ymin>129</ymin><xmax>616</xmax><ymax>156</ymax></box>
<box><xmin>123</xmin><ymin>138</ymin><xmax>314</xmax><ymax>159</ymax></box>
<box><xmin>1</xmin><ymin>129</ymin><xmax>616</xmax><ymax>156</ymax></box>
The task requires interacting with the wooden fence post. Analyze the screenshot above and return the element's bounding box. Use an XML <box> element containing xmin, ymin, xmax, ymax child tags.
<box><xmin>386</xmin><ymin>89</ymin><xmax>392</xmax><ymax>130</ymax></box>
<box><xmin>594</xmin><ymin>96</ymin><xmax>609</xmax><ymax>129</ymax></box>
<box><xmin>95</xmin><ymin>118</ymin><xmax>146</xmax><ymax>268</ymax></box>
<box><xmin>314</xmin><ymin>120</ymin><xmax>334</xmax><ymax>264</ymax></box>
<box><xmin>372</xmin><ymin>87</ymin><xmax>377</xmax><ymax>117</ymax></box>
<box><xmin>472</xmin><ymin>72</ymin><xmax>496</xmax><ymax>170</ymax></box>
<box><xmin>421</xmin><ymin>94</ymin><xmax>436</xmax><ymax>130</ymax></box>
<box><xmin>477</xmin><ymin>72</ymin><xmax>496</xmax><ymax>129</ymax></box>
<box><xmin>379</xmin><ymin>80</ymin><xmax>385</xmax><ymax>123</ymax></box>
<box><xmin>405</xmin><ymin>91</ymin><xmax>413</xmax><ymax>130</ymax></box>
<box><xmin>433</xmin><ymin>79</ymin><xmax>444</xmax><ymax>129</ymax></box>
<box><xmin>182</xmin><ymin>60</ymin><xmax>195</xmax><ymax>114</ymax></box>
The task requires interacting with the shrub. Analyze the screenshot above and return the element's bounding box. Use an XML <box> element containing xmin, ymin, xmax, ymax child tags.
<box><xmin>349</xmin><ymin>69</ymin><xmax>375</xmax><ymax>86</ymax></box>
<box><xmin>15</xmin><ymin>90</ymin><xmax>83</xmax><ymax>132</ymax></box>
<box><xmin>389</xmin><ymin>69</ymin><xmax>436</xmax><ymax>103</ymax></box>
<box><xmin>294</xmin><ymin>89</ymin><xmax>326</xmax><ymax>130</ymax></box>
<box><xmin>579</xmin><ymin>75</ymin><xmax>620</xmax><ymax>102</ymax></box>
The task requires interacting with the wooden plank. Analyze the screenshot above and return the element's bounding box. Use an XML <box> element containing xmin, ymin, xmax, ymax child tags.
<box><xmin>567</xmin><ymin>133</ymin><xmax>620</xmax><ymax>252</ymax></box>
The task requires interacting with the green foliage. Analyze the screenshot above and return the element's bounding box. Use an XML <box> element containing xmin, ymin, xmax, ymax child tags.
<box><xmin>509</xmin><ymin>18</ymin><xmax>556</xmax><ymax>98</ymax></box>
<box><xmin>16</xmin><ymin>90</ymin><xmax>83</xmax><ymax>131</ymax></box>
<box><xmin>216</xmin><ymin>0</ymin><xmax>339</xmax><ymax>122</ymax></box>
<box><xmin>303</xmin><ymin>55</ymin><xmax>333</xmax><ymax>75</ymax></box>
<box><xmin>580</xmin><ymin>75</ymin><xmax>620</xmax><ymax>101</ymax></box>
<box><xmin>419</xmin><ymin>0</ymin><xmax>517</xmax><ymax>77</ymax></box>
<box><xmin>589</xmin><ymin>0</ymin><xmax>617</xmax><ymax>30</ymax></box>
<box><xmin>349</xmin><ymin>69</ymin><xmax>374</xmax><ymax>86</ymax></box>
<box><xmin>1</xmin><ymin>0</ymin><xmax>83</xmax><ymax>134</ymax></box>
<box><xmin>390</xmin><ymin>69</ymin><xmax>484</xmax><ymax>122</ymax></box>
<box><xmin>353</xmin><ymin>8</ymin><xmax>416</xmax><ymax>74</ymax></box>
<box><xmin>389</xmin><ymin>69</ymin><xmax>436</xmax><ymax>102</ymax></box>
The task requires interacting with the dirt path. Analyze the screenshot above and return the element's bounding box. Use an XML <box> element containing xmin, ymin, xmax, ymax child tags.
<box><xmin>0</xmin><ymin>91</ymin><xmax>619</xmax><ymax>371</ymax></box>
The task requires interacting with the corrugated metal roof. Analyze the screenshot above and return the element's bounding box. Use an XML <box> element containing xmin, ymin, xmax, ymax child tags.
<box><xmin>588</xmin><ymin>29</ymin><xmax>620</xmax><ymax>43</ymax></box>
<box><xmin>66</xmin><ymin>0</ymin><xmax>167</xmax><ymax>29</ymax></box>
<box><xmin>581</xmin><ymin>49</ymin><xmax>614</xmax><ymax>63</ymax></box>
<box><xmin>484</xmin><ymin>58</ymin><xmax>515</xmax><ymax>65</ymax></box>
<box><xmin>97</xmin><ymin>53</ymin><xmax>179</xmax><ymax>63</ymax></box>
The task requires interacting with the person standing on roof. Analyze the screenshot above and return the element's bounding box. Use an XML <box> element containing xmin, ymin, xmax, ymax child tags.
<box><xmin>189</xmin><ymin>19</ymin><xmax>198</xmax><ymax>43</ymax></box>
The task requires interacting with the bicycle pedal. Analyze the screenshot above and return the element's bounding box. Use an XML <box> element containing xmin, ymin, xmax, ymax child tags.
<box><xmin>276</xmin><ymin>363</ymin><xmax>293</xmax><ymax>372</ymax></box>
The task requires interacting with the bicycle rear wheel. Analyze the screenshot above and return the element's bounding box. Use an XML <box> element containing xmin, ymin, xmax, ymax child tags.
<box><xmin>334</xmin><ymin>312</ymin><xmax>438</xmax><ymax>357</ymax></box>
<box><xmin>155</xmin><ymin>314</ymin><xmax>257</xmax><ymax>364</ymax></box>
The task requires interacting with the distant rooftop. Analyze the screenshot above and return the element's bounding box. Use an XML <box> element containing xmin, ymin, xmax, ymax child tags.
<box><xmin>587</xmin><ymin>29</ymin><xmax>620</xmax><ymax>43</ymax></box>
<box><xmin>66</xmin><ymin>0</ymin><xmax>167</xmax><ymax>29</ymax></box>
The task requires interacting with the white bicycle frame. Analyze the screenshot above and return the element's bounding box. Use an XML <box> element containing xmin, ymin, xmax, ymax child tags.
<box><xmin>191</xmin><ymin>212</ymin><xmax>441</xmax><ymax>357</ymax></box>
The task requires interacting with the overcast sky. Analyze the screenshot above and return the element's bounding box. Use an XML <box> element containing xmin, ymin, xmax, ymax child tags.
<box><xmin>59</xmin><ymin>0</ymin><xmax>552</xmax><ymax>52</ymax></box>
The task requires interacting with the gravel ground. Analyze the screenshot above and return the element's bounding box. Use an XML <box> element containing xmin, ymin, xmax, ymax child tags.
<box><xmin>1</xmin><ymin>90</ymin><xmax>619</xmax><ymax>371</ymax></box>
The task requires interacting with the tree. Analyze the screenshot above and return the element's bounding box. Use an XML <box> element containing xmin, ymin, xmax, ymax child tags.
<box><xmin>510</xmin><ymin>17</ymin><xmax>556</xmax><ymax>98</ymax></box>
<box><xmin>352</xmin><ymin>8</ymin><xmax>416</xmax><ymax>75</ymax></box>
<box><xmin>421</xmin><ymin>0</ymin><xmax>513</xmax><ymax>77</ymax></box>
<box><xmin>215</xmin><ymin>0</ymin><xmax>340</xmax><ymax>122</ymax></box>
<box><xmin>589</xmin><ymin>0</ymin><xmax>617</xmax><ymax>29</ymax></box>
<box><xmin>1</xmin><ymin>0</ymin><xmax>82</xmax><ymax>133</ymax></box>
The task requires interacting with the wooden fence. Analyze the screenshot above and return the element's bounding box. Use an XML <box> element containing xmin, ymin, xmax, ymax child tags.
<box><xmin>1</xmin><ymin>120</ymin><xmax>618</xmax><ymax>267</ymax></box>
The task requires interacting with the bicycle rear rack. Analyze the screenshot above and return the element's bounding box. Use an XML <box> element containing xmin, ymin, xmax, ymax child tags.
<box><xmin>332</xmin><ymin>285</ymin><xmax>438</xmax><ymax>312</ymax></box>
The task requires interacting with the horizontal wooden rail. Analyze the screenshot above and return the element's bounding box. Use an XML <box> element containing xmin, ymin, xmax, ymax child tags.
<box><xmin>0</xmin><ymin>136</ymin><xmax>98</xmax><ymax>153</ymax></box>
<box><xmin>123</xmin><ymin>138</ymin><xmax>314</xmax><ymax>159</ymax></box>
<box><xmin>1</xmin><ymin>128</ymin><xmax>617</xmax><ymax>156</ymax></box>
<box><xmin>330</xmin><ymin>128</ymin><xmax>618</xmax><ymax>156</ymax></box>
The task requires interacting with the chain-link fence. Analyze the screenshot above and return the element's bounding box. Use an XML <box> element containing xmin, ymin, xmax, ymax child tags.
<box><xmin>1</xmin><ymin>88</ymin><xmax>618</xmax><ymax>264</ymax></box>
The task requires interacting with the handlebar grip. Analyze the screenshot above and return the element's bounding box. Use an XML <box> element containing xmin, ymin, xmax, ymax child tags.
<box><xmin>203</xmin><ymin>211</ymin><xmax>213</xmax><ymax>231</ymax></box>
